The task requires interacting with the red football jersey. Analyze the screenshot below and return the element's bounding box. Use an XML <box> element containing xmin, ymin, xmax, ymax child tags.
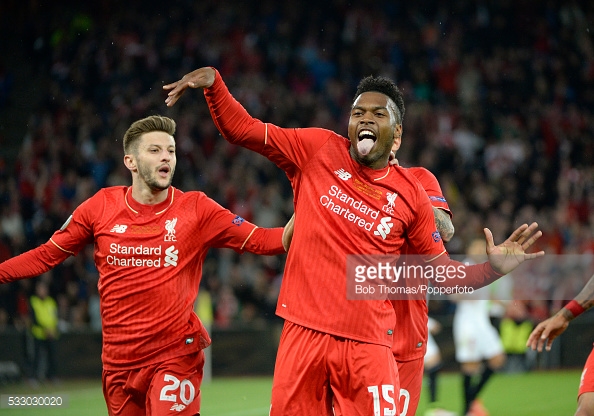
<box><xmin>0</xmin><ymin>186</ymin><xmax>284</xmax><ymax>370</ymax></box>
<box><xmin>407</xmin><ymin>167</ymin><xmax>451</xmax><ymax>217</ymax></box>
<box><xmin>392</xmin><ymin>167</ymin><xmax>451</xmax><ymax>361</ymax></box>
<box><xmin>205</xmin><ymin>71</ymin><xmax>450</xmax><ymax>347</ymax></box>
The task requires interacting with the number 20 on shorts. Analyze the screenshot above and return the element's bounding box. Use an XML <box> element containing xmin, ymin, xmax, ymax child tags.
<box><xmin>159</xmin><ymin>374</ymin><xmax>196</xmax><ymax>406</ymax></box>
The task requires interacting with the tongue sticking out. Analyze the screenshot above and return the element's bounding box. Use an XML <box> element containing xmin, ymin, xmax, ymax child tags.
<box><xmin>358</xmin><ymin>138</ymin><xmax>375</xmax><ymax>156</ymax></box>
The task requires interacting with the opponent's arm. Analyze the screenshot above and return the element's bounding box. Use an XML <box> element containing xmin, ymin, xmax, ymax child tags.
<box><xmin>527</xmin><ymin>273</ymin><xmax>594</xmax><ymax>352</ymax></box>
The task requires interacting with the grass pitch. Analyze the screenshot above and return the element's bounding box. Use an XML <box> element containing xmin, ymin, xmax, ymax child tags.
<box><xmin>0</xmin><ymin>369</ymin><xmax>581</xmax><ymax>415</ymax></box>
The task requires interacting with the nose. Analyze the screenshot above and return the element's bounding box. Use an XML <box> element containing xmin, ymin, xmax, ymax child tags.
<box><xmin>360</xmin><ymin>112</ymin><xmax>375</xmax><ymax>124</ymax></box>
<box><xmin>359</xmin><ymin>119</ymin><xmax>375</xmax><ymax>128</ymax></box>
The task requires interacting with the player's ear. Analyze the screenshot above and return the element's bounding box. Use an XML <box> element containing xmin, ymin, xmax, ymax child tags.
<box><xmin>391</xmin><ymin>124</ymin><xmax>402</xmax><ymax>153</ymax></box>
<box><xmin>124</xmin><ymin>154</ymin><xmax>137</xmax><ymax>172</ymax></box>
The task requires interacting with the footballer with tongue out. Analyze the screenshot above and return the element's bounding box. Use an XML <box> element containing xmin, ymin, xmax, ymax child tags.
<box><xmin>348</xmin><ymin>78</ymin><xmax>404</xmax><ymax>169</ymax></box>
<box><xmin>164</xmin><ymin>67</ymin><xmax>544</xmax><ymax>415</ymax></box>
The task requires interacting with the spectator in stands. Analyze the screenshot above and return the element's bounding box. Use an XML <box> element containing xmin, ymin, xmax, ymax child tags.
<box><xmin>29</xmin><ymin>278</ymin><xmax>58</xmax><ymax>384</ymax></box>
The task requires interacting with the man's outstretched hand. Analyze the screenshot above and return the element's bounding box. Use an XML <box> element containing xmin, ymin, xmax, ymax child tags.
<box><xmin>526</xmin><ymin>313</ymin><xmax>569</xmax><ymax>352</ymax></box>
<box><xmin>484</xmin><ymin>222</ymin><xmax>544</xmax><ymax>275</ymax></box>
<box><xmin>163</xmin><ymin>67</ymin><xmax>216</xmax><ymax>107</ymax></box>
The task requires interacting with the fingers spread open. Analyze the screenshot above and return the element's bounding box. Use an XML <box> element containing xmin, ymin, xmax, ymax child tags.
<box><xmin>507</xmin><ymin>223</ymin><xmax>529</xmax><ymax>243</ymax></box>
<box><xmin>522</xmin><ymin>230</ymin><xmax>543</xmax><ymax>250</ymax></box>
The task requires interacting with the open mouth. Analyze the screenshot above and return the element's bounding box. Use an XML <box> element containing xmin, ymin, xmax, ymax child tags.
<box><xmin>158</xmin><ymin>165</ymin><xmax>171</xmax><ymax>177</ymax></box>
<box><xmin>357</xmin><ymin>129</ymin><xmax>376</xmax><ymax>156</ymax></box>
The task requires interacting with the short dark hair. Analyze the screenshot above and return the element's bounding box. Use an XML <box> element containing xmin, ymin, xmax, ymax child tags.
<box><xmin>355</xmin><ymin>76</ymin><xmax>405</xmax><ymax>124</ymax></box>
<box><xmin>123</xmin><ymin>115</ymin><xmax>176</xmax><ymax>154</ymax></box>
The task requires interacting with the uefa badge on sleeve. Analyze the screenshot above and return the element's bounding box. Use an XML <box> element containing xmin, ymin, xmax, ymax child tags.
<box><xmin>432</xmin><ymin>230</ymin><xmax>442</xmax><ymax>242</ymax></box>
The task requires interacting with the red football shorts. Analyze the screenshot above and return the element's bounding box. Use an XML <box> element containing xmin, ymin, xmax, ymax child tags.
<box><xmin>102</xmin><ymin>351</ymin><xmax>204</xmax><ymax>416</ymax></box>
<box><xmin>579</xmin><ymin>347</ymin><xmax>594</xmax><ymax>398</ymax></box>
<box><xmin>396</xmin><ymin>357</ymin><xmax>424</xmax><ymax>416</ymax></box>
<box><xmin>270</xmin><ymin>320</ymin><xmax>399</xmax><ymax>416</ymax></box>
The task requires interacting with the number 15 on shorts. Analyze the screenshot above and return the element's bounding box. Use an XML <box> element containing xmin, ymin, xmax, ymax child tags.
<box><xmin>367</xmin><ymin>384</ymin><xmax>396</xmax><ymax>416</ymax></box>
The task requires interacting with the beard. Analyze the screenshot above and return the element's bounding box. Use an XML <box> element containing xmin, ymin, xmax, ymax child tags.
<box><xmin>138</xmin><ymin>161</ymin><xmax>174</xmax><ymax>191</ymax></box>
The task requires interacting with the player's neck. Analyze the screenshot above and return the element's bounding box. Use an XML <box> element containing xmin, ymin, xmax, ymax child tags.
<box><xmin>349</xmin><ymin>147</ymin><xmax>389</xmax><ymax>170</ymax></box>
<box><xmin>130</xmin><ymin>183</ymin><xmax>170</xmax><ymax>205</ymax></box>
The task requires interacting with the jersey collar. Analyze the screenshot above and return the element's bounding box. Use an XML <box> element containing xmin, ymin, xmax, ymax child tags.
<box><xmin>350</xmin><ymin>157</ymin><xmax>392</xmax><ymax>182</ymax></box>
<box><xmin>124</xmin><ymin>186</ymin><xmax>175</xmax><ymax>215</ymax></box>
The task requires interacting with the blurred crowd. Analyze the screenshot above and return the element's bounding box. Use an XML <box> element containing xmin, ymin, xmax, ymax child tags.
<box><xmin>0</xmin><ymin>0</ymin><xmax>593</xmax><ymax>334</ymax></box>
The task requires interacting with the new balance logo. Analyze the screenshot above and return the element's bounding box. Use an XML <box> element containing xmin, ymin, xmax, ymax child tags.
<box><xmin>110</xmin><ymin>224</ymin><xmax>128</xmax><ymax>233</ymax></box>
<box><xmin>374</xmin><ymin>216</ymin><xmax>393</xmax><ymax>239</ymax></box>
<box><xmin>164</xmin><ymin>246</ymin><xmax>179</xmax><ymax>267</ymax></box>
<box><xmin>334</xmin><ymin>168</ymin><xmax>352</xmax><ymax>181</ymax></box>
<box><xmin>170</xmin><ymin>403</ymin><xmax>186</xmax><ymax>412</ymax></box>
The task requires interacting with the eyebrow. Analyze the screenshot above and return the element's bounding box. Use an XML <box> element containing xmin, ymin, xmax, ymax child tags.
<box><xmin>145</xmin><ymin>143</ymin><xmax>177</xmax><ymax>150</ymax></box>
<box><xmin>352</xmin><ymin>104</ymin><xmax>388</xmax><ymax>111</ymax></box>
<box><xmin>146</xmin><ymin>143</ymin><xmax>176</xmax><ymax>149</ymax></box>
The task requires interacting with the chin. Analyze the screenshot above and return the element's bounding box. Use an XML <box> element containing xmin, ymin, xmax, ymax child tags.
<box><xmin>364</xmin><ymin>153</ymin><xmax>388</xmax><ymax>168</ymax></box>
<box><xmin>150</xmin><ymin>180</ymin><xmax>171</xmax><ymax>191</ymax></box>
<box><xmin>359</xmin><ymin>151</ymin><xmax>376</xmax><ymax>163</ymax></box>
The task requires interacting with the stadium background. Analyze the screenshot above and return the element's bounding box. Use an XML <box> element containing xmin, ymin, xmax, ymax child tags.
<box><xmin>0</xmin><ymin>0</ymin><xmax>593</xmax><ymax>410</ymax></box>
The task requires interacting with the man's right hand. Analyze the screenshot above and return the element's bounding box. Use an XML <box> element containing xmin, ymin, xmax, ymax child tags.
<box><xmin>163</xmin><ymin>67</ymin><xmax>216</xmax><ymax>107</ymax></box>
<box><xmin>526</xmin><ymin>312</ymin><xmax>570</xmax><ymax>352</ymax></box>
<box><xmin>484</xmin><ymin>222</ymin><xmax>544</xmax><ymax>275</ymax></box>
